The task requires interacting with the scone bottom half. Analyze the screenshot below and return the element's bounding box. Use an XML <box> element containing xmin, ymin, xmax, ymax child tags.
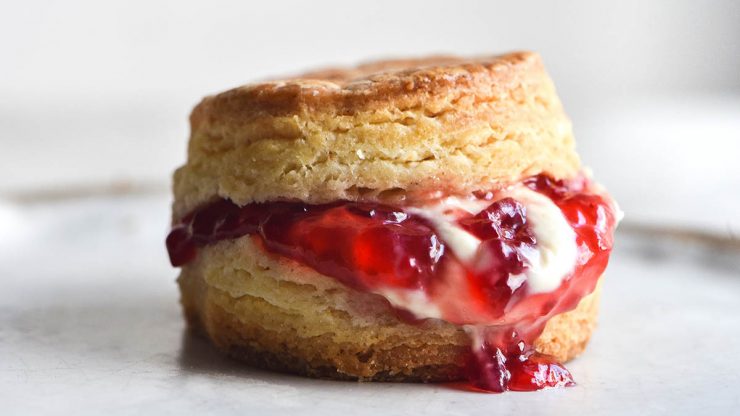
<box><xmin>167</xmin><ymin>52</ymin><xmax>621</xmax><ymax>393</ymax></box>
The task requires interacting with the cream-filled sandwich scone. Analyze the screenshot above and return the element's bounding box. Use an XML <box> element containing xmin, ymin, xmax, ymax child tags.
<box><xmin>167</xmin><ymin>52</ymin><xmax>620</xmax><ymax>392</ymax></box>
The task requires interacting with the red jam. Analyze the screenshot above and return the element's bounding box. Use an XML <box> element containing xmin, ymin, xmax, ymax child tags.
<box><xmin>167</xmin><ymin>174</ymin><xmax>618</xmax><ymax>392</ymax></box>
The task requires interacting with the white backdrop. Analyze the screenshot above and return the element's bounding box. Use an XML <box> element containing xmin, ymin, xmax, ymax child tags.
<box><xmin>2</xmin><ymin>0</ymin><xmax>739</xmax><ymax>232</ymax></box>
<box><xmin>3</xmin><ymin>0</ymin><xmax>739</xmax><ymax>100</ymax></box>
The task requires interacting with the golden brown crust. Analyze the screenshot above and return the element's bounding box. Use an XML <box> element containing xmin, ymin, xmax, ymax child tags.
<box><xmin>173</xmin><ymin>51</ymin><xmax>579</xmax><ymax>218</ymax></box>
<box><xmin>190</xmin><ymin>53</ymin><xmax>538</xmax><ymax>118</ymax></box>
<box><xmin>177</xmin><ymin>236</ymin><xmax>600</xmax><ymax>382</ymax></box>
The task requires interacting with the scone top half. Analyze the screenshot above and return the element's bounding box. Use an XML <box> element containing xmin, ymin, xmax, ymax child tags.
<box><xmin>173</xmin><ymin>51</ymin><xmax>579</xmax><ymax>219</ymax></box>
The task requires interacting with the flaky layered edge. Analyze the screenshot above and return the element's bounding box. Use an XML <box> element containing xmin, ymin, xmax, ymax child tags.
<box><xmin>172</xmin><ymin>52</ymin><xmax>580</xmax><ymax>219</ymax></box>
<box><xmin>178</xmin><ymin>236</ymin><xmax>600</xmax><ymax>381</ymax></box>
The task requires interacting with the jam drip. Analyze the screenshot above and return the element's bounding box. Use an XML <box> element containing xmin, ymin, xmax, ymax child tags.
<box><xmin>166</xmin><ymin>174</ymin><xmax>618</xmax><ymax>393</ymax></box>
<box><xmin>465</xmin><ymin>328</ymin><xmax>575</xmax><ymax>392</ymax></box>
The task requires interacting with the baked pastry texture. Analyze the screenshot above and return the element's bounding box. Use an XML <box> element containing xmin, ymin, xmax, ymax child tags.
<box><xmin>168</xmin><ymin>51</ymin><xmax>619</xmax><ymax>390</ymax></box>
<box><xmin>179</xmin><ymin>237</ymin><xmax>600</xmax><ymax>381</ymax></box>
<box><xmin>173</xmin><ymin>52</ymin><xmax>578</xmax><ymax>219</ymax></box>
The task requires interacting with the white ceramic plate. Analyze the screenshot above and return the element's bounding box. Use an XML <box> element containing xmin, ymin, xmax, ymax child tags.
<box><xmin>1</xmin><ymin>193</ymin><xmax>739</xmax><ymax>415</ymax></box>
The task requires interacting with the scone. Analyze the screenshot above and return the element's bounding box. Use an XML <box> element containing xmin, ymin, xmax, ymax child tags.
<box><xmin>166</xmin><ymin>51</ymin><xmax>620</xmax><ymax>392</ymax></box>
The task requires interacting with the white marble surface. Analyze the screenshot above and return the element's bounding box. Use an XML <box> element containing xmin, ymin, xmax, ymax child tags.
<box><xmin>1</xmin><ymin>193</ymin><xmax>739</xmax><ymax>415</ymax></box>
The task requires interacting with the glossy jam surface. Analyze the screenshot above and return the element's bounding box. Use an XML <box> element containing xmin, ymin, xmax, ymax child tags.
<box><xmin>465</xmin><ymin>328</ymin><xmax>575</xmax><ymax>392</ymax></box>
<box><xmin>167</xmin><ymin>174</ymin><xmax>618</xmax><ymax>393</ymax></box>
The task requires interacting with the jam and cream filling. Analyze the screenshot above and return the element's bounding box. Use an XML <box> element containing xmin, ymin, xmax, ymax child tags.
<box><xmin>167</xmin><ymin>174</ymin><xmax>620</xmax><ymax>392</ymax></box>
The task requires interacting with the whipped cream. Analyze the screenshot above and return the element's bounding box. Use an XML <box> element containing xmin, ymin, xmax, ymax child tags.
<box><xmin>374</xmin><ymin>190</ymin><xmax>579</xmax><ymax>321</ymax></box>
<box><xmin>503</xmin><ymin>186</ymin><xmax>578</xmax><ymax>294</ymax></box>
<box><xmin>406</xmin><ymin>190</ymin><xmax>578</xmax><ymax>297</ymax></box>
<box><xmin>376</xmin><ymin>288</ymin><xmax>443</xmax><ymax>320</ymax></box>
<box><xmin>381</xmin><ymin>197</ymin><xmax>490</xmax><ymax>320</ymax></box>
<box><xmin>406</xmin><ymin>197</ymin><xmax>489</xmax><ymax>263</ymax></box>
